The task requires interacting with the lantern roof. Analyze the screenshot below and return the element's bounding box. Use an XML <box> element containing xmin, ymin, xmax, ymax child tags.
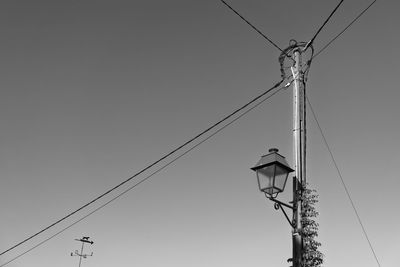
<box><xmin>251</xmin><ymin>148</ymin><xmax>294</xmax><ymax>172</ymax></box>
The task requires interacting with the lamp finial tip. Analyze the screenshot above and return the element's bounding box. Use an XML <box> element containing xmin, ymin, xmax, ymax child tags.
<box><xmin>268</xmin><ymin>148</ymin><xmax>279</xmax><ymax>153</ymax></box>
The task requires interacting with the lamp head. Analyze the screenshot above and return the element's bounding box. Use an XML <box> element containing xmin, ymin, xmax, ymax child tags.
<box><xmin>251</xmin><ymin>148</ymin><xmax>294</xmax><ymax>198</ymax></box>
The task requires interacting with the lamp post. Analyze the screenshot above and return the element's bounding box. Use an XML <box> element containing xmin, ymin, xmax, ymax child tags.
<box><xmin>251</xmin><ymin>44</ymin><xmax>307</xmax><ymax>267</ymax></box>
<box><xmin>251</xmin><ymin>148</ymin><xmax>301</xmax><ymax>267</ymax></box>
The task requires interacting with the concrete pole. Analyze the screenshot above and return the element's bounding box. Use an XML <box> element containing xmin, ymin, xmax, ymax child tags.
<box><xmin>291</xmin><ymin>48</ymin><xmax>306</xmax><ymax>267</ymax></box>
<box><xmin>292</xmin><ymin>48</ymin><xmax>306</xmax><ymax>186</ymax></box>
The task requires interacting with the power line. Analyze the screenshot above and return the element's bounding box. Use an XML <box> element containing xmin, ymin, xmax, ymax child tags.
<box><xmin>307</xmin><ymin>0</ymin><xmax>345</xmax><ymax>48</ymax></box>
<box><xmin>219</xmin><ymin>0</ymin><xmax>285</xmax><ymax>54</ymax></box>
<box><xmin>0</xmin><ymin>79</ymin><xmax>286</xmax><ymax>257</ymax></box>
<box><xmin>313</xmin><ymin>0</ymin><xmax>377</xmax><ymax>59</ymax></box>
<box><xmin>0</xmin><ymin>82</ymin><xmax>290</xmax><ymax>267</ymax></box>
<box><xmin>306</xmin><ymin>96</ymin><xmax>381</xmax><ymax>267</ymax></box>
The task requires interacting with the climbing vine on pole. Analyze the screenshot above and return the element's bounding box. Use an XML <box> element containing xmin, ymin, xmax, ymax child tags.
<box><xmin>300</xmin><ymin>184</ymin><xmax>324</xmax><ymax>267</ymax></box>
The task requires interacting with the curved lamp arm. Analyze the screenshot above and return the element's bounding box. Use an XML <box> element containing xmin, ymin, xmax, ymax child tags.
<box><xmin>266</xmin><ymin>195</ymin><xmax>295</xmax><ymax>229</ymax></box>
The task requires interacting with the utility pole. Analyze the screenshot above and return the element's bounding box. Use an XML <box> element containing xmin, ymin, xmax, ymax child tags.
<box><xmin>251</xmin><ymin>42</ymin><xmax>312</xmax><ymax>266</ymax></box>
<box><xmin>70</xmin><ymin>236</ymin><xmax>94</xmax><ymax>267</ymax></box>
<box><xmin>291</xmin><ymin>47</ymin><xmax>306</xmax><ymax>267</ymax></box>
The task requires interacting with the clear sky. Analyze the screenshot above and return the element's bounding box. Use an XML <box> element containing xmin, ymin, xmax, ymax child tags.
<box><xmin>0</xmin><ymin>1</ymin><xmax>399</xmax><ymax>267</ymax></box>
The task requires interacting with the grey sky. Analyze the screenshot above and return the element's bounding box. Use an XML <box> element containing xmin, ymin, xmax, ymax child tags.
<box><xmin>0</xmin><ymin>1</ymin><xmax>399</xmax><ymax>266</ymax></box>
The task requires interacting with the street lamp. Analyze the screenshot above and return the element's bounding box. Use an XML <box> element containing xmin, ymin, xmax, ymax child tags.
<box><xmin>251</xmin><ymin>148</ymin><xmax>296</xmax><ymax>225</ymax></box>
<box><xmin>251</xmin><ymin>148</ymin><xmax>302</xmax><ymax>267</ymax></box>
<box><xmin>250</xmin><ymin>148</ymin><xmax>294</xmax><ymax>198</ymax></box>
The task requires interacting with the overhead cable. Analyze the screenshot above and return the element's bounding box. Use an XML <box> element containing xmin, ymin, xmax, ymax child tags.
<box><xmin>219</xmin><ymin>0</ymin><xmax>285</xmax><ymax>54</ymax></box>
<box><xmin>0</xmin><ymin>81</ymin><xmax>290</xmax><ymax>266</ymax></box>
<box><xmin>306</xmin><ymin>96</ymin><xmax>381</xmax><ymax>267</ymax></box>
<box><xmin>306</xmin><ymin>0</ymin><xmax>345</xmax><ymax>49</ymax></box>
<box><xmin>0</xmin><ymin>78</ymin><xmax>286</xmax><ymax>257</ymax></box>
<box><xmin>313</xmin><ymin>0</ymin><xmax>377</xmax><ymax>59</ymax></box>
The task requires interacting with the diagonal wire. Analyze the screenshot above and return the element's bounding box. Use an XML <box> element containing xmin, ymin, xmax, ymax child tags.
<box><xmin>0</xmin><ymin>79</ymin><xmax>286</xmax><ymax>257</ymax></box>
<box><xmin>306</xmin><ymin>96</ymin><xmax>381</xmax><ymax>267</ymax></box>
<box><xmin>219</xmin><ymin>0</ymin><xmax>285</xmax><ymax>54</ymax></box>
<box><xmin>0</xmin><ymin>82</ymin><xmax>290</xmax><ymax>267</ymax></box>
<box><xmin>307</xmin><ymin>0</ymin><xmax>345</xmax><ymax>48</ymax></box>
<box><xmin>313</xmin><ymin>0</ymin><xmax>377</xmax><ymax>59</ymax></box>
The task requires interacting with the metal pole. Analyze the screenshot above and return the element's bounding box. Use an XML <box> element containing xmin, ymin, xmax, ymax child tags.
<box><xmin>78</xmin><ymin>242</ymin><xmax>84</xmax><ymax>267</ymax></box>
<box><xmin>291</xmin><ymin>48</ymin><xmax>306</xmax><ymax>267</ymax></box>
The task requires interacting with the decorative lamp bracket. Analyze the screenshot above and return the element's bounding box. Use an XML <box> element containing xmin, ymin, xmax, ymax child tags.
<box><xmin>267</xmin><ymin>195</ymin><xmax>295</xmax><ymax>229</ymax></box>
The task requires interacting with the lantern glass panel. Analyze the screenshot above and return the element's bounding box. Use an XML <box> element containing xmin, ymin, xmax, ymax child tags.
<box><xmin>274</xmin><ymin>165</ymin><xmax>289</xmax><ymax>192</ymax></box>
<box><xmin>256</xmin><ymin>165</ymin><xmax>275</xmax><ymax>193</ymax></box>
